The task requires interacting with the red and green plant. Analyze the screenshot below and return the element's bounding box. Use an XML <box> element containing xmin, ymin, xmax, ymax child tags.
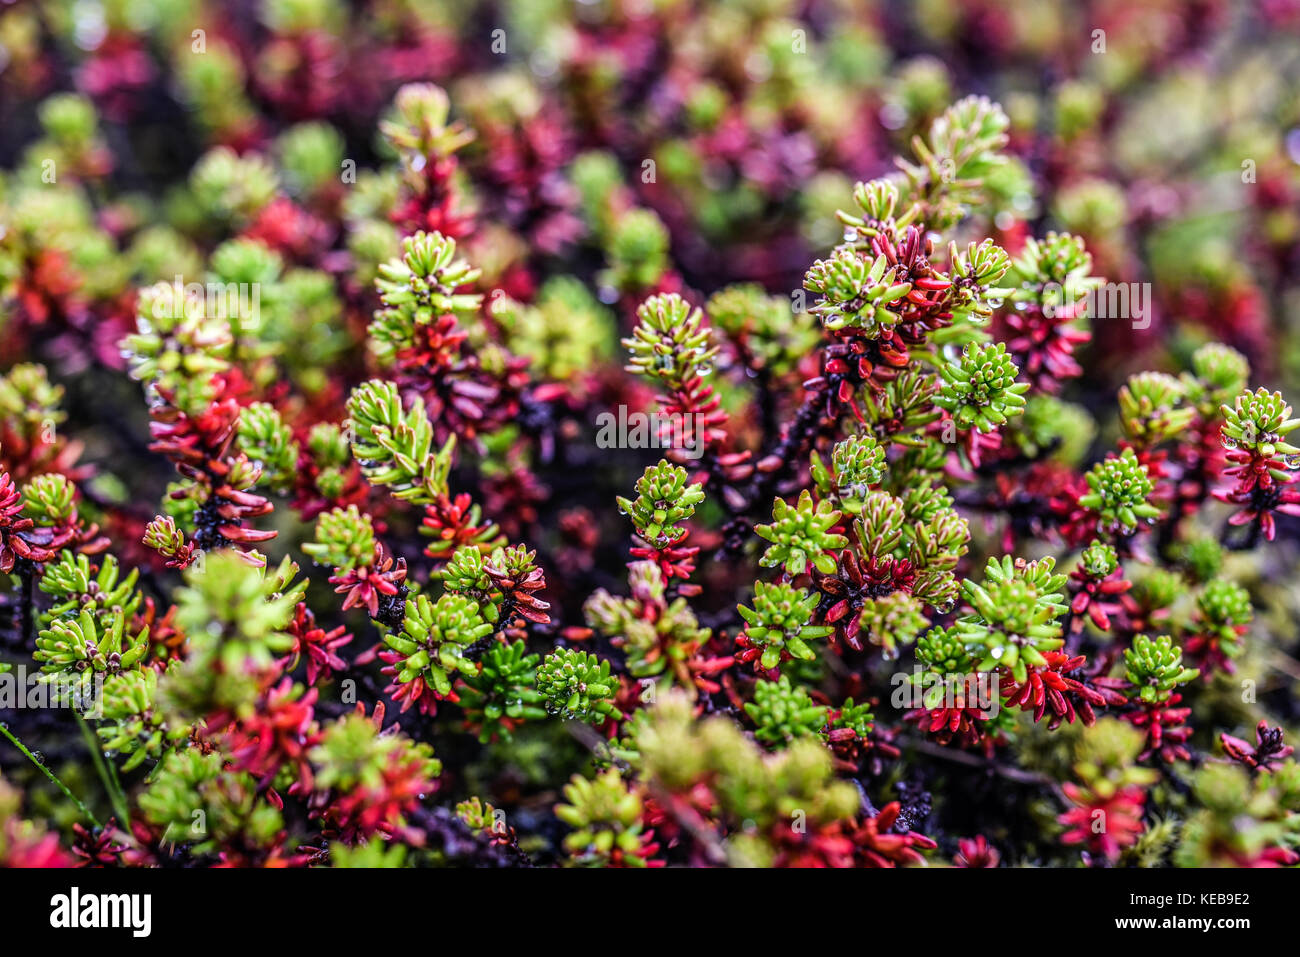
<box><xmin>1</xmin><ymin>0</ymin><xmax>1300</xmax><ymax>872</ymax></box>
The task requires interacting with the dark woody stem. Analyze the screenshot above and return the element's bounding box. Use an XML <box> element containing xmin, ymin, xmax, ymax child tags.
<box><xmin>712</xmin><ymin>379</ymin><xmax>831</xmax><ymax>562</ymax></box>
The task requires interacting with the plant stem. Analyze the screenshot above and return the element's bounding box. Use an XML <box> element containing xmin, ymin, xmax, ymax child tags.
<box><xmin>712</xmin><ymin>381</ymin><xmax>829</xmax><ymax>561</ymax></box>
<box><xmin>75</xmin><ymin>711</ymin><xmax>129</xmax><ymax>826</ymax></box>
<box><xmin>0</xmin><ymin>720</ymin><xmax>100</xmax><ymax>827</ymax></box>
<box><xmin>908</xmin><ymin>737</ymin><xmax>1071</xmax><ymax>805</ymax></box>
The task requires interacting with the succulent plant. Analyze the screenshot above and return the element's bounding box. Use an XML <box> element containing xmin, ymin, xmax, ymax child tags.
<box><xmin>1079</xmin><ymin>447</ymin><xmax>1161</xmax><ymax>534</ymax></box>
<box><xmin>536</xmin><ymin>649</ymin><xmax>623</xmax><ymax>724</ymax></box>
<box><xmin>616</xmin><ymin>460</ymin><xmax>706</xmax><ymax>549</ymax></box>
<box><xmin>755</xmin><ymin>490</ymin><xmax>847</xmax><ymax>577</ymax></box>
<box><xmin>737</xmin><ymin>582</ymin><xmax>832</xmax><ymax>672</ymax></box>
<box><xmin>743</xmin><ymin>675</ymin><xmax>829</xmax><ymax>748</ymax></box>
<box><xmin>385</xmin><ymin>593</ymin><xmax>494</xmax><ymax>697</ymax></box>
<box><xmin>2</xmin><ymin>18</ymin><xmax>1299</xmax><ymax>878</ymax></box>
<box><xmin>1124</xmin><ymin>634</ymin><xmax>1199</xmax><ymax>704</ymax></box>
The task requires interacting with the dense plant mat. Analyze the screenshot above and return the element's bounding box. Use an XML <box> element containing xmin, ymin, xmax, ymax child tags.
<box><xmin>1</xmin><ymin>0</ymin><xmax>1299</xmax><ymax>869</ymax></box>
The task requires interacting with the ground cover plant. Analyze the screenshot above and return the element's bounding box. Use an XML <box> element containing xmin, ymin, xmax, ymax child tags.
<box><xmin>1</xmin><ymin>0</ymin><xmax>1300</xmax><ymax>870</ymax></box>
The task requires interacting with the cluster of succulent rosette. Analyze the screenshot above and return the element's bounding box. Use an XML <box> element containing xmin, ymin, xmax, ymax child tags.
<box><xmin>1</xmin><ymin>0</ymin><xmax>1300</xmax><ymax>871</ymax></box>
